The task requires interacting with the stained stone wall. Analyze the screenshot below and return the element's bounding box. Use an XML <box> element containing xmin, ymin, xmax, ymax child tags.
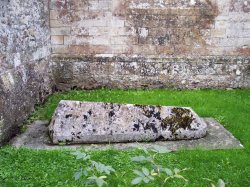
<box><xmin>50</xmin><ymin>0</ymin><xmax>250</xmax><ymax>56</ymax></box>
<box><xmin>50</xmin><ymin>0</ymin><xmax>250</xmax><ymax>90</ymax></box>
<box><xmin>52</xmin><ymin>56</ymin><xmax>250</xmax><ymax>89</ymax></box>
<box><xmin>0</xmin><ymin>0</ymin><xmax>53</xmax><ymax>144</ymax></box>
<box><xmin>0</xmin><ymin>0</ymin><xmax>250</xmax><ymax>145</ymax></box>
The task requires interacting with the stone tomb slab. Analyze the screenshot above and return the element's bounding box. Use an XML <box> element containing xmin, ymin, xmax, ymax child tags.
<box><xmin>10</xmin><ymin>118</ymin><xmax>243</xmax><ymax>150</ymax></box>
<box><xmin>48</xmin><ymin>101</ymin><xmax>207</xmax><ymax>144</ymax></box>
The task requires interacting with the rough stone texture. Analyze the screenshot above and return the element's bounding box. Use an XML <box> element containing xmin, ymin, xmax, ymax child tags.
<box><xmin>10</xmin><ymin>118</ymin><xmax>243</xmax><ymax>150</ymax></box>
<box><xmin>1</xmin><ymin>0</ymin><xmax>250</xmax><ymax>145</ymax></box>
<box><xmin>0</xmin><ymin>0</ymin><xmax>53</xmax><ymax>144</ymax></box>
<box><xmin>0</xmin><ymin>0</ymin><xmax>50</xmax><ymax>71</ymax></box>
<box><xmin>52</xmin><ymin>55</ymin><xmax>250</xmax><ymax>89</ymax></box>
<box><xmin>10</xmin><ymin>120</ymin><xmax>50</xmax><ymax>149</ymax></box>
<box><xmin>50</xmin><ymin>0</ymin><xmax>250</xmax><ymax>56</ymax></box>
<box><xmin>48</xmin><ymin>100</ymin><xmax>207</xmax><ymax>144</ymax></box>
<box><xmin>49</xmin><ymin>0</ymin><xmax>250</xmax><ymax>90</ymax></box>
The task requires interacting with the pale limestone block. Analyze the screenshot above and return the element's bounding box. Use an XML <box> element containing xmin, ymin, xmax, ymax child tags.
<box><xmin>50</xmin><ymin>20</ymin><xmax>68</xmax><ymax>27</ymax></box>
<box><xmin>52</xmin><ymin>45</ymin><xmax>68</xmax><ymax>54</ymax></box>
<box><xmin>51</xmin><ymin>27</ymin><xmax>71</xmax><ymax>36</ymax></box>
<box><xmin>50</xmin><ymin>10</ymin><xmax>58</xmax><ymax>20</ymax></box>
<box><xmin>51</xmin><ymin>35</ymin><xmax>64</xmax><ymax>45</ymax></box>
<box><xmin>48</xmin><ymin>100</ymin><xmax>207</xmax><ymax>144</ymax></box>
<box><xmin>211</xmin><ymin>28</ymin><xmax>226</xmax><ymax>38</ymax></box>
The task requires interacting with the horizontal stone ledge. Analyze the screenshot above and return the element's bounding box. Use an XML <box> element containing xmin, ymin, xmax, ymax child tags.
<box><xmin>48</xmin><ymin>100</ymin><xmax>207</xmax><ymax>144</ymax></box>
<box><xmin>51</xmin><ymin>54</ymin><xmax>250</xmax><ymax>63</ymax></box>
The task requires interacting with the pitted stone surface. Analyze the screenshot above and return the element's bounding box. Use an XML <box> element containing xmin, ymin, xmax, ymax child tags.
<box><xmin>10</xmin><ymin>118</ymin><xmax>243</xmax><ymax>150</ymax></box>
<box><xmin>48</xmin><ymin>100</ymin><xmax>207</xmax><ymax>144</ymax></box>
<box><xmin>52</xmin><ymin>56</ymin><xmax>250</xmax><ymax>90</ymax></box>
<box><xmin>0</xmin><ymin>0</ymin><xmax>52</xmax><ymax>145</ymax></box>
<box><xmin>50</xmin><ymin>0</ymin><xmax>250</xmax><ymax>56</ymax></box>
<box><xmin>1</xmin><ymin>0</ymin><xmax>250</xmax><ymax>146</ymax></box>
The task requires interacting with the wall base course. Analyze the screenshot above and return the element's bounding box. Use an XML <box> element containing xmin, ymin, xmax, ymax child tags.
<box><xmin>52</xmin><ymin>55</ymin><xmax>250</xmax><ymax>90</ymax></box>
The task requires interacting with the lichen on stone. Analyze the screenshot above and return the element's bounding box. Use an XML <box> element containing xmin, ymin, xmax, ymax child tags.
<box><xmin>161</xmin><ymin>107</ymin><xmax>194</xmax><ymax>134</ymax></box>
<box><xmin>48</xmin><ymin>101</ymin><xmax>207</xmax><ymax>144</ymax></box>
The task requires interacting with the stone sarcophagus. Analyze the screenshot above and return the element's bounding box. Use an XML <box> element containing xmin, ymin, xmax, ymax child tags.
<box><xmin>48</xmin><ymin>100</ymin><xmax>207</xmax><ymax>144</ymax></box>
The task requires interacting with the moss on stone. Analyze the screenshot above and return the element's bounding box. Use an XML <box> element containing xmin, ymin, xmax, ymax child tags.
<box><xmin>161</xmin><ymin>107</ymin><xmax>194</xmax><ymax>134</ymax></box>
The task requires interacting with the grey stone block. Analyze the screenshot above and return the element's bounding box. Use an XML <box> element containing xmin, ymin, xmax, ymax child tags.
<box><xmin>48</xmin><ymin>100</ymin><xmax>207</xmax><ymax>144</ymax></box>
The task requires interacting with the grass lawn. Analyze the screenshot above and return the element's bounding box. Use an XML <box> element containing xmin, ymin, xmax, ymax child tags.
<box><xmin>0</xmin><ymin>89</ymin><xmax>250</xmax><ymax>186</ymax></box>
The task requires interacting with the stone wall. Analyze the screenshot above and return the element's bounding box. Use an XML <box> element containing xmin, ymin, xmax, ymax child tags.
<box><xmin>50</xmin><ymin>0</ymin><xmax>250</xmax><ymax>56</ymax></box>
<box><xmin>0</xmin><ymin>0</ymin><xmax>250</xmax><ymax>144</ymax></box>
<box><xmin>50</xmin><ymin>0</ymin><xmax>250</xmax><ymax>90</ymax></box>
<box><xmin>0</xmin><ymin>0</ymin><xmax>53</xmax><ymax>144</ymax></box>
<box><xmin>52</xmin><ymin>56</ymin><xmax>250</xmax><ymax>89</ymax></box>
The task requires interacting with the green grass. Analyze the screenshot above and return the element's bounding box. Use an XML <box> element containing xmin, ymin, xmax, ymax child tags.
<box><xmin>1</xmin><ymin>89</ymin><xmax>250</xmax><ymax>186</ymax></box>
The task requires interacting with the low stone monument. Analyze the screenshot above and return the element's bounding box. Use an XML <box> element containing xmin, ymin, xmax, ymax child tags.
<box><xmin>48</xmin><ymin>100</ymin><xmax>207</xmax><ymax>144</ymax></box>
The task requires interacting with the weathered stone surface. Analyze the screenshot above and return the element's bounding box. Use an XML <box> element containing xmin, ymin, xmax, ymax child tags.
<box><xmin>0</xmin><ymin>0</ymin><xmax>50</xmax><ymax>72</ymax></box>
<box><xmin>49</xmin><ymin>0</ymin><xmax>249</xmax><ymax>90</ymax></box>
<box><xmin>0</xmin><ymin>0</ymin><xmax>53</xmax><ymax>145</ymax></box>
<box><xmin>10</xmin><ymin>118</ymin><xmax>243</xmax><ymax>150</ymax></box>
<box><xmin>0</xmin><ymin>59</ymin><xmax>53</xmax><ymax>145</ymax></box>
<box><xmin>52</xmin><ymin>55</ymin><xmax>250</xmax><ymax>90</ymax></box>
<box><xmin>50</xmin><ymin>0</ymin><xmax>250</xmax><ymax>56</ymax></box>
<box><xmin>48</xmin><ymin>100</ymin><xmax>207</xmax><ymax>144</ymax></box>
<box><xmin>1</xmin><ymin>0</ymin><xmax>250</xmax><ymax>147</ymax></box>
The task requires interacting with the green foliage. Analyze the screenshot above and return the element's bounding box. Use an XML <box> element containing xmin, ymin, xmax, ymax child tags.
<box><xmin>132</xmin><ymin>168</ymin><xmax>154</xmax><ymax>184</ymax></box>
<box><xmin>204</xmin><ymin>178</ymin><xmax>226</xmax><ymax>187</ymax></box>
<box><xmin>72</xmin><ymin>150</ymin><xmax>90</xmax><ymax>160</ymax></box>
<box><xmin>1</xmin><ymin>89</ymin><xmax>250</xmax><ymax>186</ymax></box>
<box><xmin>217</xmin><ymin>179</ymin><xmax>226</xmax><ymax>187</ymax></box>
<box><xmin>87</xmin><ymin>176</ymin><xmax>107</xmax><ymax>187</ymax></box>
<box><xmin>28</xmin><ymin>89</ymin><xmax>250</xmax><ymax>149</ymax></box>
<box><xmin>71</xmin><ymin>151</ymin><xmax>115</xmax><ymax>187</ymax></box>
<box><xmin>131</xmin><ymin>156</ymin><xmax>153</xmax><ymax>162</ymax></box>
<box><xmin>72</xmin><ymin>146</ymin><xmax>188</xmax><ymax>187</ymax></box>
<box><xmin>131</xmin><ymin>145</ymin><xmax>187</xmax><ymax>186</ymax></box>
